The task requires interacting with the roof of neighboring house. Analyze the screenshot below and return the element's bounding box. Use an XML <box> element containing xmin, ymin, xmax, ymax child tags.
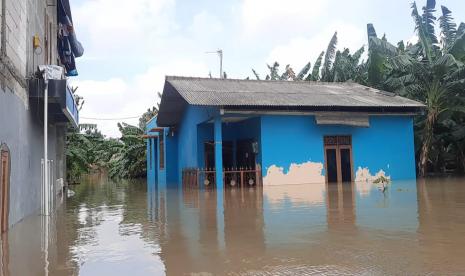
<box><xmin>157</xmin><ymin>76</ymin><xmax>425</xmax><ymax>126</ymax></box>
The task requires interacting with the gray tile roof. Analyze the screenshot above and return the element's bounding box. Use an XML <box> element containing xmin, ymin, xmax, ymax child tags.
<box><xmin>165</xmin><ymin>76</ymin><xmax>425</xmax><ymax>108</ymax></box>
<box><xmin>157</xmin><ymin>76</ymin><xmax>425</xmax><ymax>126</ymax></box>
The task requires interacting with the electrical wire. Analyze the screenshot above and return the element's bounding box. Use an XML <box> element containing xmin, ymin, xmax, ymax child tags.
<box><xmin>80</xmin><ymin>116</ymin><xmax>140</xmax><ymax>121</ymax></box>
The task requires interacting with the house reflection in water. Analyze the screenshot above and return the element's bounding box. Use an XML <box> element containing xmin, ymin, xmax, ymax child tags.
<box><xmin>326</xmin><ymin>182</ymin><xmax>356</xmax><ymax>231</ymax></box>
<box><xmin>147</xmin><ymin>177</ymin><xmax>426</xmax><ymax>274</ymax></box>
<box><xmin>3</xmin><ymin>177</ymin><xmax>465</xmax><ymax>275</ymax></box>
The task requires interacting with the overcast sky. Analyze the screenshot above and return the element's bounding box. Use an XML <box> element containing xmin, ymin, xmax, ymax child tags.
<box><xmin>70</xmin><ymin>0</ymin><xmax>465</xmax><ymax>137</ymax></box>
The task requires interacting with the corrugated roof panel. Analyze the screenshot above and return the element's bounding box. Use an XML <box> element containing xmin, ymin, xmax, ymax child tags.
<box><xmin>165</xmin><ymin>76</ymin><xmax>424</xmax><ymax>108</ymax></box>
<box><xmin>156</xmin><ymin>76</ymin><xmax>425</xmax><ymax>126</ymax></box>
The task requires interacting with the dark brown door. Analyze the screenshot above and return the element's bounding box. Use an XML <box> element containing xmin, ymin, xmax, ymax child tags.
<box><xmin>204</xmin><ymin>142</ymin><xmax>215</xmax><ymax>169</ymax></box>
<box><xmin>325</xmin><ymin>146</ymin><xmax>338</xmax><ymax>183</ymax></box>
<box><xmin>236</xmin><ymin>140</ymin><xmax>256</xmax><ymax>169</ymax></box>
<box><xmin>340</xmin><ymin>147</ymin><xmax>352</xmax><ymax>182</ymax></box>
<box><xmin>222</xmin><ymin>141</ymin><xmax>234</xmax><ymax>169</ymax></box>
<box><xmin>324</xmin><ymin>136</ymin><xmax>353</xmax><ymax>183</ymax></box>
<box><xmin>1</xmin><ymin>144</ymin><xmax>10</xmax><ymax>233</ymax></box>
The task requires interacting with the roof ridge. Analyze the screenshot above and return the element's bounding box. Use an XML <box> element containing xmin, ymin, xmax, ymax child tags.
<box><xmin>165</xmin><ymin>75</ymin><xmax>359</xmax><ymax>86</ymax></box>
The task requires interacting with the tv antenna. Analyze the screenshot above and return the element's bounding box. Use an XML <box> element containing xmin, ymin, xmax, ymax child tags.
<box><xmin>205</xmin><ymin>49</ymin><xmax>223</xmax><ymax>78</ymax></box>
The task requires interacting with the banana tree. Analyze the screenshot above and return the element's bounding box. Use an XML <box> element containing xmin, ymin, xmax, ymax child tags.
<box><xmin>367</xmin><ymin>0</ymin><xmax>465</xmax><ymax>176</ymax></box>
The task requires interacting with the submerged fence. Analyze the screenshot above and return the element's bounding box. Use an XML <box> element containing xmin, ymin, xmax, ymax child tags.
<box><xmin>182</xmin><ymin>167</ymin><xmax>262</xmax><ymax>189</ymax></box>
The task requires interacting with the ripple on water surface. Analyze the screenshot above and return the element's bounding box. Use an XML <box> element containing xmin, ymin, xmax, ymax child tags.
<box><xmin>2</xmin><ymin>176</ymin><xmax>465</xmax><ymax>275</ymax></box>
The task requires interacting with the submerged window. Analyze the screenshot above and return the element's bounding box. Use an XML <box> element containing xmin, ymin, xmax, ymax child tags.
<box><xmin>159</xmin><ymin>130</ymin><xmax>165</xmax><ymax>169</ymax></box>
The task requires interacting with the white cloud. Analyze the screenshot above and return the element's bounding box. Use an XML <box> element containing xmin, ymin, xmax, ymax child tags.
<box><xmin>265</xmin><ymin>23</ymin><xmax>366</xmax><ymax>72</ymax></box>
<box><xmin>71</xmin><ymin>60</ymin><xmax>209</xmax><ymax>137</ymax></box>
<box><xmin>73</xmin><ymin>0</ymin><xmax>177</xmax><ymax>59</ymax></box>
<box><xmin>189</xmin><ymin>11</ymin><xmax>224</xmax><ymax>37</ymax></box>
<box><xmin>241</xmin><ymin>0</ymin><xmax>327</xmax><ymax>36</ymax></box>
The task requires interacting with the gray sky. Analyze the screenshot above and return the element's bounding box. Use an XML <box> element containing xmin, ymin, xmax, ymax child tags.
<box><xmin>70</xmin><ymin>0</ymin><xmax>465</xmax><ymax>137</ymax></box>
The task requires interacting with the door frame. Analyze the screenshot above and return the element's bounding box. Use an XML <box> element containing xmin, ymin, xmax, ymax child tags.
<box><xmin>0</xmin><ymin>143</ymin><xmax>10</xmax><ymax>233</ymax></box>
<box><xmin>323</xmin><ymin>145</ymin><xmax>338</xmax><ymax>183</ymax></box>
<box><xmin>338</xmin><ymin>144</ymin><xmax>354</xmax><ymax>183</ymax></box>
<box><xmin>323</xmin><ymin>136</ymin><xmax>354</xmax><ymax>184</ymax></box>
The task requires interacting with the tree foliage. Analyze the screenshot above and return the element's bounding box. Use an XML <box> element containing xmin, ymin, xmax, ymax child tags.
<box><xmin>250</xmin><ymin>0</ymin><xmax>465</xmax><ymax>176</ymax></box>
<box><xmin>66</xmin><ymin>107</ymin><xmax>158</xmax><ymax>180</ymax></box>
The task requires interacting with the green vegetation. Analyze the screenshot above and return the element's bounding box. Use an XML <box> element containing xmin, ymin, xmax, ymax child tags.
<box><xmin>67</xmin><ymin>1</ymin><xmax>465</xmax><ymax>180</ymax></box>
<box><xmin>66</xmin><ymin>107</ymin><xmax>158</xmax><ymax>180</ymax></box>
<box><xmin>253</xmin><ymin>0</ymin><xmax>465</xmax><ymax>176</ymax></box>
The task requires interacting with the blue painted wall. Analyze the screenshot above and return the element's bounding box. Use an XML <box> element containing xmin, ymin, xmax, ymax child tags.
<box><xmin>261</xmin><ymin>115</ymin><xmax>416</xmax><ymax>180</ymax></box>
<box><xmin>149</xmin><ymin>109</ymin><xmax>416</xmax><ymax>185</ymax></box>
<box><xmin>177</xmin><ymin>106</ymin><xmax>219</xmax><ymax>181</ymax></box>
<box><xmin>146</xmin><ymin>116</ymin><xmax>178</xmax><ymax>188</ymax></box>
<box><xmin>146</xmin><ymin>118</ymin><xmax>158</xmax><ymax>186</ymax></box>
<box><xmin>146</xmin><ymin>136</ymin><xmax>158</xmax><ymax>187</ymax></box>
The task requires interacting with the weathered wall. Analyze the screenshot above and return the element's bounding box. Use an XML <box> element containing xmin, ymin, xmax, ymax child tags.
<box><xmin>0</xmin><ymin>0</ymin><xmax>63</xmax><ymax>227</ymax></box>
<box><xmin>0</xmin><ymin>89</ymin><xmax>61</xmax><ymax>226</ymax></box>
<box><xmin>261</xmin><ymin>115</ymin><xmax>416</xmax><ymax>185</ymax></box>
<box><xmin>148</xmin><ymin>107</ymin><xmax>416</xmax><ymax>187</ymax></box>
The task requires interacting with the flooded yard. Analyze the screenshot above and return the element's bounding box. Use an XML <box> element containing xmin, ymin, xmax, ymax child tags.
<box><xmin>1</xmin><ymin>175</ymin><xmax>465</xmax><ymax>275</ymax></box>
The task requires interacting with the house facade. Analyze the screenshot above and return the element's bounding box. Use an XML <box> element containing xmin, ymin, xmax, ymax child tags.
<box><xmin>147</xmin><ymin>76</ymin><xmax>424</xmax><ymax>189</ymax></box>
<box><xmin>0</xmin><ymin>0</ymin><xmax>82</xmax><ymax>230</ymax></box>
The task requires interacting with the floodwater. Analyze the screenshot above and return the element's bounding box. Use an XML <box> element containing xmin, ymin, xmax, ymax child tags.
<box><xmin>1</xmin><ymin>175</ymin><xmax>465</xmax><ymax>275</ymax></box>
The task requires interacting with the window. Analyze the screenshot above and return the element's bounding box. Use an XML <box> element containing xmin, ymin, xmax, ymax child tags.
<box><xmin>159</xmin><ymin>130</ymin><xmax>165</xmax><ymax>169</ymax></box>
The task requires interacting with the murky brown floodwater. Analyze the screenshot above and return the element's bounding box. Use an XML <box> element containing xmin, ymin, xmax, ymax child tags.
<box><xmin>1</xmin><ymin>175</ymin><xmax>465</xmax><ymax>275</ymax></box>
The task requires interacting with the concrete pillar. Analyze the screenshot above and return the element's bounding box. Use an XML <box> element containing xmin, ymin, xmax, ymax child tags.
<box><xmin>214</xmin><ymin>116</ymin><xmax>223</xmax><ymax>189</ymax></box>
<box><xmin>214</xmin><ymin>116</ymin><xmax>225</xmax><ymax>250</ymax></box>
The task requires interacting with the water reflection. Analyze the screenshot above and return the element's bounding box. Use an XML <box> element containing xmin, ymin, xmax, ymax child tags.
<box><xmin>1</xmin><ymin>176</ymin><xmax>465</xmax><ymax>275</ymax></box>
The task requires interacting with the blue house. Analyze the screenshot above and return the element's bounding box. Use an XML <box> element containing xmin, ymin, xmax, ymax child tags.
<box><xmin>146</xmin><ymin>76</ymin><xmax>424</xmax><ymax>189</ymax></box>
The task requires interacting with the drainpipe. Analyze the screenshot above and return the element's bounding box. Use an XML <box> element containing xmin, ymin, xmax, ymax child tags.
<box><xmin>44</xmin><ymin>79</ymin><xmax>49</xmax><ymax>215</ymax></box>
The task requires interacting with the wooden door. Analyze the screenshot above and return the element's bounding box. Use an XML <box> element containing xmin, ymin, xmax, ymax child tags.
<box><xmin>0</xmin><ymin>144</ymin><xmax>10</xmax><ymax>233</ymax></box>
<box><xmin>324</xmin><ymin>136</ymin><xmax>353</xmax><ymax>183</ymax></box>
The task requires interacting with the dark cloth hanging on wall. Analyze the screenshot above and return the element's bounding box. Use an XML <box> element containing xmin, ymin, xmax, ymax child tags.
<box><xmin>57</xmin><ymin>0</ymin><xmax>84</xmax><ymax>77</ymax></box>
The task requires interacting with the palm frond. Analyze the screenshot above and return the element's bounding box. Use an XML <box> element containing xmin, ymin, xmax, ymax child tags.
<box><xmin>351</xmin><ymin>46</ymin><xmax>365</xmax><ymax>64</ymax></box>
<box><xmin>321</xmin><ymin>32</ymin><xmax>338</xmax><ymax>81</ymax></box>
<box><xmin>439</xmin><ymin>5</ymin><xmax>457</xmax><ymax>50</ymax></box>
<box><xmin>457</xmin><ymin>23</ymin><xmax>465</xmax><ymax>37</ymax></box>
<box><xmin>296</xmin><ymin>62</ymin><xmax>311</xmax><ymax>80</ymax></box>
<box><xmin>267</xmin><ymin>62</ymin><xmax>280</xmax><ymax>80</ymax></box>
<box><xmin>280</xmin><ymin>65</ymin><xmax>296</xmax><ymax>80</ymax></box>
<box><xmin>422</xmin><ymin>0</ymin><xmax>438</xmax><ymax>44</ymax></box>
<box><xmin>450</xmin><ymin>29</ymin><xmax>465</xmax><ymax>61</ymax></box>
<box><xmin>411</xmin><ymin>1</ymin><xmax>436</xmax><ymax>62</ymax></box>
<box><xmin>367</xmin><ymin>23</ymin><xmax>377</xmax><ymax>39</ymax></box>
<box><xmin>306</xmin><ymin>51</ymin><xmax>324</xmax><ymax>81</ymax></box>
<box><xmin>251</xmin><ymin>69</ymin><xmax>260</xmax><ymax>80</ymax></box>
